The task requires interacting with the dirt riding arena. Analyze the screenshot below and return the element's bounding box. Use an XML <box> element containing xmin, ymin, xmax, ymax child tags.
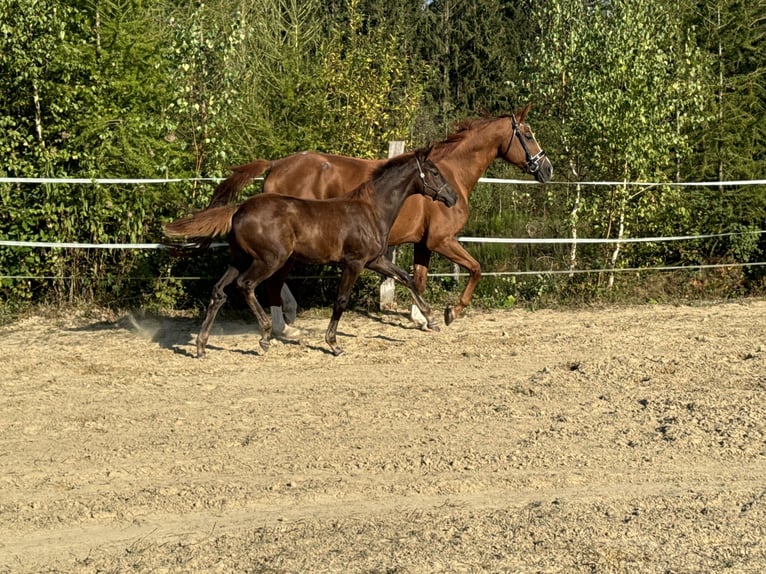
<box><xmin>1</xmin><ymin>300</ymin><xmax>765</xmax><ymax>573</ymax></box>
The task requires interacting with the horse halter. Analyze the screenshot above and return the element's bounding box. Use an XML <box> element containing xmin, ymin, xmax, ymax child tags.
<box><xmin>415</xmin><ymin>155</ymin><xmax>451</xmax><ymax>200</ymax></box>
<box><xmin>504</xmin><ymin>115</ymin><xmax>547</xmax><ymax>175</ymax></box>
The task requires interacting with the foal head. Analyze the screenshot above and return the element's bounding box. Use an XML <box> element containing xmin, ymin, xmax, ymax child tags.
<box><xmin>414</xmin><ymin>147</ymin><xmax>458</xmax><ymax>207</ymax></box>
<box><xmin>500</xmin><ymin>104</ymin><xmax>553</xmax><ymax>184</ymax></box>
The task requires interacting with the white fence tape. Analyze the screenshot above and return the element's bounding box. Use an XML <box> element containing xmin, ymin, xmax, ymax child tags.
<box><xmin>1</xmin><ymin>230</ymin><xmax>763</xmax><ymax>250</ymax></box>
<box><xmin>480</xmin><ymin>178</ymin><xmax>766</xmax><ymax>186</ymax></box>
<box><xmin>427</xmin><ymin>261</ymin><xmax>766</xmax><ymax>278</ymax></box>
<box><xmin>2</xmin><ymin>176</ymin><xmax>766</xmax><ymax>186</ymax></box>
<box><xmin>0</xmin><ymin>177</ymin><xmax>221</xmax><ymax>184</ymax></box>
<box><xmin>1</xmin><ymin>176</ymin><xmax>764</xmax><ymax>280</ymax></box>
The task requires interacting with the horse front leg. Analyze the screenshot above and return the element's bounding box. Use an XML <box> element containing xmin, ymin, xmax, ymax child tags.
<box><xmin>367</xmin><ymin>255</ymin><xmax>440</xmax><ymax>332</ymax></box>
<box><xmin>431</xmin><ymin>238</ymin><xmax>481</xmax><ymax>325</ymax></box>
<box><xmin>197</xmin><ymin>265</ymin><xmax>240</xmax><ymax>358</ymax></box>
<box><xmin>325</xmin><ymin>264</ymin><xmax>363</xmax><ymax>356</ymax></box>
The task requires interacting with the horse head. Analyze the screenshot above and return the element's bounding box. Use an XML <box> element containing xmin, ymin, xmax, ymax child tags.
<box><xmin>415</xmin><ymin>147</ymin><xmax>458</xmax><ymax>207</ymax></box>
<box><xmin>501</xmin><ymin>104</ymin><xmax>553</xmax><ymax>184</ymax></box>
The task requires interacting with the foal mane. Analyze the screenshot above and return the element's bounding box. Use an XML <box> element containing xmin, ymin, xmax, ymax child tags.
<box><xmin>347</xmin><ymin>150</ymin><xmax>418</xmax><ymax>200</ymax></box>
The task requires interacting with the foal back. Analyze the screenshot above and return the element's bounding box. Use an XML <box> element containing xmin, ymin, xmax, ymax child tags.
<box><xmin>231</xmin><ymin>194</ymin><xmax>385</xmax><ymax>266</ymax></box>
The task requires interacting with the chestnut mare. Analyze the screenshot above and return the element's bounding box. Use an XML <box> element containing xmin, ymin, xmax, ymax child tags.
<box><xmin>165</xmin><ymin>148</ymin><xmax>457</xmax><ymax>357</ymax></box>
<box><xmin>206</xmin><ymin>104</ymin><xmax>552</xmax><ymax>330</ymax></box>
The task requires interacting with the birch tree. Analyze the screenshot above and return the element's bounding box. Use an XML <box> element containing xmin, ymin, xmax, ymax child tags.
<box><xmin>523</xmin><ymin>0</ymin><xmax>708</xmax><ymax>285</ymax></box>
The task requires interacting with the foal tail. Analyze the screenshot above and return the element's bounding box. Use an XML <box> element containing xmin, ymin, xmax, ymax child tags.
<box><xmin>164</xmin><ymin>205</ymin><xmax>239</xmax><ymax>242</ymax></box>
<box><xmin>206</xmin><ymin>159</ymin><xmax>271</xmax><ymax>208</ymax></box>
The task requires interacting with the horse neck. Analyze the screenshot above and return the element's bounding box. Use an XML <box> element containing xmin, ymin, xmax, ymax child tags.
<box><xmin>434</xmin><ymin>117</ymin><xmax>511</xmax><ymax>196</ymax></box>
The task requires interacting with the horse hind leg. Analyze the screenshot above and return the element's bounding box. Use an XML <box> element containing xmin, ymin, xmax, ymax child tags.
<box><xmin>367</xmin><ymin>255</ymin><xmax>440</xmax><ymax>332</ymax></box>
<box><xmin>263</xmin><ymin>264</ymin><xmax>301</xmax><ymax>340</ymax></box>
<box><xmin>197</xmin><ymin>265</ymin><xmax>240</xmax><ymax>358</ymax></box>
<box><xmin>281</xmin><ymin>283</ymin><xmax>298</xmax><ymax>325</ymax></box>
<box><xmin>410</xmin><ymin>243</ymin><xmax>432</xmax><ymax>330</ymax></box>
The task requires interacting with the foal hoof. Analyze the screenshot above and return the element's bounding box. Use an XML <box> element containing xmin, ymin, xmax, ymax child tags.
<box><xmin>259</xmin><ymin>339</ymin><xmax>271</xmax><ymax>353</ymax></box>
<box><xmin>426</xmin><ymin>322</ymin><xmax>441</xmax><ymax>332</ymax></box>
<box><xmin>444</xmin><ymin>306</ymin><xmax>457</xmax><ymax>326</ymax></box>
<box><xmin>331</xmin><ymin>347</ymin><xmax>344</xmax><ymax>357</ymax></box>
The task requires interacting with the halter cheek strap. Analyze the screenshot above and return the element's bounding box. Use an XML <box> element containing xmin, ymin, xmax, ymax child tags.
<box><xmin>505</xmin><ymin>115</ymin><xmax>547</xmax><ymax>174</ymax></box>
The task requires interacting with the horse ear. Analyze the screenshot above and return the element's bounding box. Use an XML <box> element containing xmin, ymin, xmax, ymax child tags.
<box><xmin>518</xmin><ymin>103</ymin><xmax>533</xmax><ymax>122</ymax></box>
<box><xmin>421</xmin><ymin>145</ymin><xmax>434</xmax><ymax>160</ymax></box>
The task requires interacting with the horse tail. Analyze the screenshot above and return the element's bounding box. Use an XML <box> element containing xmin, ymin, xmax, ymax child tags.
<box><xmin>164</xmin><ymin>205</ymin><xmax>239</xmax><ymax>241</ymax></box>
<box><xmin>207</xmin><ymin>159</ymin><xmax>271</xmax><ymax>208</ymax></box>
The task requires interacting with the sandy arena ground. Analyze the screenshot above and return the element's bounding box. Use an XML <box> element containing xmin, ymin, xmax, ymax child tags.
<box><xmin>0</xmin><ymin>300</ymin><xmax>765</xmax><ymax>573</ymax></box>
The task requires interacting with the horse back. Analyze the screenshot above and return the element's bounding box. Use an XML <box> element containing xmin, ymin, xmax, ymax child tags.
<box><xmin>264</xmin><ymin>152</ymin><xmax>384</xmax><ymax>199</ymax></box>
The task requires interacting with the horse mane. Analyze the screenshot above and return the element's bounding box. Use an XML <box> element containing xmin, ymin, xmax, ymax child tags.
<box><xmin>429</xmin><ymin>116</ymin><xmax>510</xmax><ymax>159</ymax></box>
<box><xmin>436</xmin><ymin>106</ymin><xmax>530</xmax><ymax>148</ymax></box>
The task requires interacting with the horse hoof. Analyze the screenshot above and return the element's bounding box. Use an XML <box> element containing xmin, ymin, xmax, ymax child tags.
<box><xmin>273</xmin><ymin>324</ymin><xmax>302</xmax><ymax>341</ymax></box>
<box><xmin>259</xmin><ymin>340</ymin><xmax>271</xmax><ymax>353</ymax></box>
<box><xmin>444</xmin><ymin>306</ymin><xmax>456</xmax><ymax>326</ymax></box>
<box><xmin>332</xmin><ymin>347</ymin><xmax>344</xmax><ymax>357</ymax></box>
<box><xmin>426</xmin><ymin>322</ymin><xmax>441</xmax><ymax>332</ymax></box>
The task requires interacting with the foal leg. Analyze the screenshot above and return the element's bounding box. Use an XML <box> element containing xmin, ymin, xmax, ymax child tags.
<box><xmin>197</xmin><ymin>265</ymin><xmax>240</xmax><ymax>358</ymax></box>
<box><xmin>367</xmin><ymin>255</ymin><xmax>440</xmax><ymax>332</ymax></box>
<box><xmin>237</xmin><ymin>264</ymin><xmax>276</xmax><ymax>353</ymax></box>
<box><xmin>325</xmin><ymin>264</ymin><xmax>363</xmax><ymax>356</ymax></box>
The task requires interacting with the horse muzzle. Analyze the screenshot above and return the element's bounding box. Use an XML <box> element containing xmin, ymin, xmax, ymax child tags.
<box><xmin>528</xmin><ymin>151</ymin><xmax>553</xmax><ymax>183</ymax></box>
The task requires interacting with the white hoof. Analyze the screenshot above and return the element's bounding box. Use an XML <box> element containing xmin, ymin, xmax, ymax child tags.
<box><xmin>410</xmin><ymin>304</ymin><xmax>428</xmax><ymax>329</ymax></box>
<box><xmin>273</xmin><ymin>324</ymin><xmax>302</xmax><ymax>340</ymax></box>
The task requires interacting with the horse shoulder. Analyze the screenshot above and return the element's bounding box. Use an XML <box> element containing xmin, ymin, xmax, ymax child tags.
<box><xmin>387</xmin><ymin>196</ymin><xmax>430</xmax><ymax>245</ymax></box>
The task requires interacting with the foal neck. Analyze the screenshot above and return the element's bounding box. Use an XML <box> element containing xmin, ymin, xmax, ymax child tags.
<box><xmin>364</xmin><ymin>158</ymin><xmax>421</xmax><ymax>226</ymax></box>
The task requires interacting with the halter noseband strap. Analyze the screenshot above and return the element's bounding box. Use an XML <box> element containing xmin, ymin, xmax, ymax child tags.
<box><xmin>505</xmin><ymin>115</ymin><xmax>547</xmax><ymax>175</ymax></box>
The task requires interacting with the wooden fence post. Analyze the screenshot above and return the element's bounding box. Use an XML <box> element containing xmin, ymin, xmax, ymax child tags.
<box><xmin>379</xmin><ymin>140</ymin><xmax>405</xmax><ymax>310</ymax></box>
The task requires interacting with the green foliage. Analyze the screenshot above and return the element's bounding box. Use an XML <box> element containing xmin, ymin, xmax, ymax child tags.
<box><xmin>320</xmin><ymin>0</ymin><xmax>424</xmax><ymax>156</ymax></box>
<box><xmin>520</xmin><ymin>0</ymin><xmax>712</xmax><ymax>279</ymax></box>
<box><xmin>164</xmin><ymin>0</ymin><xmax>246</xmax><ymax>180</ymax></box>
<box><xmin>0</xmin><ymin>0</ymin><xmax>764</xmax><ymax>313</ymax></box>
